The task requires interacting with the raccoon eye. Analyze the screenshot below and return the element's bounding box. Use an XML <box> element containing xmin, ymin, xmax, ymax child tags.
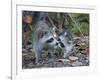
<box><xmin>43</xmin><ymin>31</ymin><xmax>48</xmax><ymax>35</ymax></box>
<box><xmin>46</xmin><ymin>38</ymin><xmax>54</xmax><ymax>43</ymax></box>
<box><xmin>44</xmin><ymin>31</ymin><xmax>48</xmax><ymax>34</ymax></box>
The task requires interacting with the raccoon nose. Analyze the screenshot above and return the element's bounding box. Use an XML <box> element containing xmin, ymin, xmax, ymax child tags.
<box><xmin>56</xmin><ymin>42</ymin><xmax>58</xmax><ymax>45</ymax></box>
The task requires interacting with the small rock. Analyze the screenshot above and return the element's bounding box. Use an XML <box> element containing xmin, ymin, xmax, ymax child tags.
<box><xmin>22</xmin><ymin>49</ymin><xmax>28</xmax><ymax>53</ymax></box>
<box><xmin>81</xmin><ymin>43</ymin><xmax>86</xmax><ymax>46</ymax></box>
<box><xmin>58</xmin><ymin>59</ymin><xmax>70</xmax><ymax>64</ymax></box>
<box><xmin>69</xmin><ymin>56</ymin><xmax>78</xmax><ymax>61</ymax></box>
<box><xmin>72</xmin><ymin>61</ymin><xmax>83</xmax><ymax>66</ymax></box>
<box><xmin>81</xmin><ymin>50</ymin><xmax>87</xmax><ymax>54</ymax></box>
<box><xmin>22</xmin><ymin>53</ymin><xmax>28</xmax><ymax>56</ymax></box>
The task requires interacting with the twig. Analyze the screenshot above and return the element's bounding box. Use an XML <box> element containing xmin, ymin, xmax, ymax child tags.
<box><xmin>47</xmin><ymin>16</ymin><xmax>56</xmax><ymax>28</ymax></box>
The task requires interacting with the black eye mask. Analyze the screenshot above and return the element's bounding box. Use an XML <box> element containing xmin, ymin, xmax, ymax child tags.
<box><xmin>56</xmin><ymin>38</ymin><xmax>65</xmax><ymax>48</ymax></box>
<box><xmin>59</xmin><ymin>42</ymin><xmax>65</xmax><ymax>48</ymax></box>
<box><xmin>46</xmin><ymin>38</ymin><xmax>54</xmax><ymax>43</ymax></box>
<box><xmin>57</xmin><ymin>38</ymin><xmax>61</xmax><ymax>41</ymax></box>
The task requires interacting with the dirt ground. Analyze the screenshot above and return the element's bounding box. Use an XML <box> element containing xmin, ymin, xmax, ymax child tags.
<box><xmin>22</xmin><ymin>36</ymin><xmax>89</xmax><ymax>69</ymax></box>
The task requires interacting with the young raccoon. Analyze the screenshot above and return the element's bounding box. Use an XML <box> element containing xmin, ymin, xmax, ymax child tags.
<box><xmin>32</xmin><ymin>12</ymin><xmax>74</xmax><ymax>64</ymax></box>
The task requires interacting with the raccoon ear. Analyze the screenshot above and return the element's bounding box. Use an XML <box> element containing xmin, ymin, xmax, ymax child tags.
<box><xmin>64</xmin><ymin>32</ymin><xmax>68</xmax><ymax>36</ymax></box>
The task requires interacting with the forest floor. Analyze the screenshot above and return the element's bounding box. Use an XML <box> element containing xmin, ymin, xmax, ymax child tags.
<box><xmin>22</xmin><ymin>35</ymin><xmax>89</xmax><ymax>69</ymax></box>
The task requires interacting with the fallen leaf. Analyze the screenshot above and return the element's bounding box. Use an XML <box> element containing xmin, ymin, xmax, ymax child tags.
<box><xmin>58</xmin><ymin>59</ymin><xmax>70</xmax><ymax>64</ymax></box>
<box><xmin>69</xmin><ymin>56</ymin><xmax>78</xmax><ymax>61</ymax></box>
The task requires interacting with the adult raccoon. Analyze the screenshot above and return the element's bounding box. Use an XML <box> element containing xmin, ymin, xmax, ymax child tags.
<box><xmin>32</xmin><ymin>13</ymin><xmax>57</xmax><ymax>64</ymax></box>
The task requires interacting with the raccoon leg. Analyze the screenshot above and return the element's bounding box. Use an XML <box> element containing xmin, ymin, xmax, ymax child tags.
<box><xmin>34</xmin><ymin>47</ymin><xmax>41</xmax><ymax>64</ymax></box>
<box><xmin>63</xmin><ymin>44</ymin><xmax>73</xmax><ymax>58</ymax></box>
<box><xmin>45</xmin><ymin>49</ymin><xmax>55</xmax><ymax>63</ymax></box>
